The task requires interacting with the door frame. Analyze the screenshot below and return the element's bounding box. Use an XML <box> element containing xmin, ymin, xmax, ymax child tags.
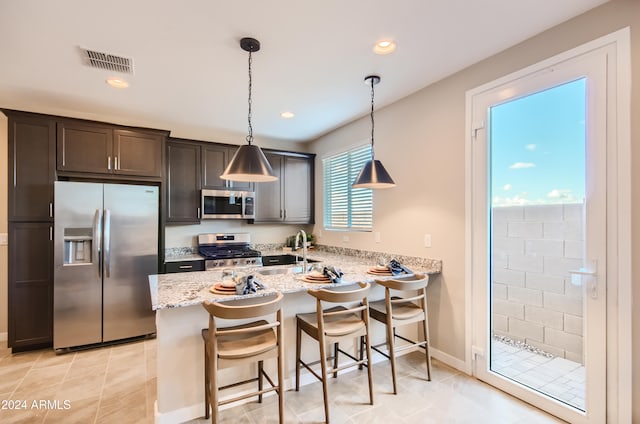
<box><xmin>464</xmin><ymin>27</ymin><xmax>631</xmax><ymax>422</ymax></box>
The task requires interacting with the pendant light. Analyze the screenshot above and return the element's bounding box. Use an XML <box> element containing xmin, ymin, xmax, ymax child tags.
<box><xmin>221</xmin><ymin>37</ymin><xmax>278</xmax><ymax>183</ymax></box>
<box><xmin>352</xmin><ymin>75</ymin><xmax>396</xmax><ymax>189</ymax></box>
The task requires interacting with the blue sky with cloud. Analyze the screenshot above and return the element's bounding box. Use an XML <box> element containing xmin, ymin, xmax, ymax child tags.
<box><xmin>490</xmin><ymin>78</ymin><xmax>586</xmax><ymax>207</ymax></box>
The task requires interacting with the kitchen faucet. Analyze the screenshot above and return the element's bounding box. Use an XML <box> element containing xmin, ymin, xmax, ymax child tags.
<box><xmin>294</xmin><ymin>229</ymin><xmax>307</xmax><ymax>272</ymax></box>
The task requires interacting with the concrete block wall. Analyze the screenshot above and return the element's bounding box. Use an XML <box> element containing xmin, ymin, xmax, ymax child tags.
<box><xmin>492</xmin><ymin>203</ymin><xmax>584</xmax><ymax>364</ymax></box>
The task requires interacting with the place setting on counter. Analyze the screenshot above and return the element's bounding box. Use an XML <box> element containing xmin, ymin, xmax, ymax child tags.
<box><xmin>299</xmin><ymin>264</ymin><xmax>344</xmax><ymax>284</ymax></box>
<box><xmin>209</xmin><ymin>269</ymin><xmax>266</xmax><ymax>295</ymax></box>
<box><xmin>366</xmin><ymin>257</ymin><xmax>414</xmax><ymax>277</ymax></box>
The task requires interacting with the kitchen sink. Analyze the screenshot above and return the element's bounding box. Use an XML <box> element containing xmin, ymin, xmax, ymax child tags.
<box><xmin>256</xmin><ymin>267</ymin><xmax>302</xmax><ymax>276</ymax></box>
<box><xmin>261</xmin><ymin>254</ymin><xmax>320</xmax><ymax>267</ymax></box>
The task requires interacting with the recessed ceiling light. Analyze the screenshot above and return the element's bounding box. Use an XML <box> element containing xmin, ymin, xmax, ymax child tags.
<box><xmin>373</xmin><ymin>39</ymin><xmax>396</xmax><ymax>55</ymax></box>
<box><xmin>106</xmin><ymin>77</ymin><xmax>129</xmax><ymax>88</ymax></box>
<box><xmin>280</xmin><ymin>111</ymin><xmax>295</xmax><ymax>119</ymax></box>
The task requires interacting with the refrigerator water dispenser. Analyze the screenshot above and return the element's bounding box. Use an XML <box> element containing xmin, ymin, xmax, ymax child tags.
<box><xmin>63</xmin><ymin>228</ymin><xmax>92</xmax><ymax>265</ymax></box>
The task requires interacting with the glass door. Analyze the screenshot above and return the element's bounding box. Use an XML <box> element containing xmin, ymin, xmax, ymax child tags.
<box><xmin>489</xmin><ymin>78</ymin><xmax>589</xmax><ymax>411</ymax></box>
<box><xmin>470</xmin><ymin>46</ymin><xmax>609</xmax><ymax>423</ymax></box>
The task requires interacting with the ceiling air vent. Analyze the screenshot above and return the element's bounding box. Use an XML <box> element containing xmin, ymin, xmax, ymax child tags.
<box><xmin>80</xmin><ymin>48</ymin><xmax>134</xmax><ymax>74</ymax></box>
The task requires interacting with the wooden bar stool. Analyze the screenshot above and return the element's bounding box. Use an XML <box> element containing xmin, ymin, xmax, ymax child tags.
<box><xmin>367</xmin><ymin>273</ymin><xmax>432</xmax><ymax>394</ymax></box>
<box><xmin>295</xmin><ymin>282</ymin><xmax>373</xmax><ymax>424</ymax></box>
<box><xmin>201</xmin><ymin>293</ymin><xmax>284</xmax><ymax>424</ymax></box>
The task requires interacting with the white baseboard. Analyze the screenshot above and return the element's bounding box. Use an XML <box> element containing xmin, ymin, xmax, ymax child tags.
<box><xmin>0</xmin><ymin>332</ymin><xmax>7</xmax><ymax>342</ymax></box>
<box><xmin>429</xmin><ymin>347</ymin><xmax>469</xmax><ymax>374</ymax></box>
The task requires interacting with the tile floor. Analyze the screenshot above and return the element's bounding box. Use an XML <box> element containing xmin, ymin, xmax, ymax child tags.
<box><xmin>491</xmin><ymin>340</ymin><xmax>585</xmax><ymax>411</ymax></box>
<box><xmin>0</xmin><ymin>339</ymin><xmax>565</xmax><ymax>424</ymax></box>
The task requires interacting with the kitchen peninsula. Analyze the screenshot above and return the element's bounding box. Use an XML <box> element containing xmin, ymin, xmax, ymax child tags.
<box><xmin>149</xmin><ymin>249</ymin><xmax>441</xmax><ymax>424</ymax></box>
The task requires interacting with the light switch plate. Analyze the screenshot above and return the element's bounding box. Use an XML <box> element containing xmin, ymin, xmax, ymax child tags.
<box><xmin>342</xmin><ymin>235</ymin><xmax>349</xmax><ymax>243</ymax></box>
<box><xmin>374</xmin><ymin>232</ymin><xmax>381</xmax><ymax>243</ymax></box>
<box><xmin>0</xmin><ymin>233</ymin><xmax>7</xmax><ymax>246</ymax></box>
<box><xmin>424</xmin><ymin>234</ymin><xmax>432</xmax><ymax>248</ymax></box>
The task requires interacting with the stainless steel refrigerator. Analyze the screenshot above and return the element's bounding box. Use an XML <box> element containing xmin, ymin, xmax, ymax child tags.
<box><xmin>53</xmin><ymin>181</ymin><xmax>158</xmax><ymax>350</ymax></box>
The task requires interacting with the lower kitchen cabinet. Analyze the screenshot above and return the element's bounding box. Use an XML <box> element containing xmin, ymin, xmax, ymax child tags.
<box><xmin>254</xmin><ymin>151</ymin><xmax>314</xmax><ymax>224</ymax></box>
<box><xmin>8</xmin><ymin>222</ymin><xmax>54</xmax><ymax>351</ymax></box>
<box><xmin>164</xmin><ymin>260</ymin><xmax>205</xmax><ymax>273</ymax></box>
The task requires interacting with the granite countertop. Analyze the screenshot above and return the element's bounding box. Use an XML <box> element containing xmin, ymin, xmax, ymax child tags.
<box><xmin>149</xmin><ymin>250</ymin><xmax>442</xmax><ymax>310</ymax></box>
<box><xmin>164</xmin><ymin>253</ymin><xmax>204</xmax><ymax>263</ymax></box>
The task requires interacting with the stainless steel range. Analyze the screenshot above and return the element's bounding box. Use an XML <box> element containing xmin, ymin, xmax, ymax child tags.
<box><xmin>198</xmin><ymin>233</ymin><xmax>262</xmax><ymax>270</ymax></box>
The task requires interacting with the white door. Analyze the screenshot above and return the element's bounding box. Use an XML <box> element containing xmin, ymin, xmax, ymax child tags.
<box><xmin>469</xmin><ymin>45</ymin><xmax>612</xmax><ymax>423</ymax></box>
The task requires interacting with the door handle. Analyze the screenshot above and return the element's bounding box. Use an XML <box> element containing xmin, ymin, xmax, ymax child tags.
<box><xmin>94</xmin><ymin>209</ymin><xmax>103</xmax><ymax>278</ymax></box>
<box><xmin>108</xmin><ymin>156</ymin><xmax>111</xmax><ymax>170</ymax></box>
<box><xmin>569</xmin><ymin>262</ymin><xmax>597</xmax><ymax>299</ymax></box>
<box><xmin>104</xmin><ymin>209</ymin><xmax>111</xmax><ymax>278</ymax></box>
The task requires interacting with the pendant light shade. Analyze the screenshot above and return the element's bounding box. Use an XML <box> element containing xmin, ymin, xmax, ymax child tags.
<box><xmin>352</xmin><ymin>75</ymin><xmax>396</xmax><ymax>189</ymax></box>
<box><xmin>352</xmin><ymin>159</ymin><xmax>396</xmax><ymax>189</ymax></box>
<box><xmin>221</xmin><ymin>37</ymin><xmax>278</xmax><ymax>183</ymax></box>
<box><xmin>221</xmin><ymin>144</ymin><xmax>276</xmax><ymax>182</ymax></box>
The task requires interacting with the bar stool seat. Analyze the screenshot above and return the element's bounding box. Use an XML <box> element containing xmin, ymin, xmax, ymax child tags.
<box><xmin>202</xmin><ymin>293</ymin><xmax>285</xmax><ymax>424</ymax></box>
<box><xmin>297</xmin><ymin>306</ymin><xmax>365</xmax><ymax>338</ymax></box>
<box><xmin>369</xmin><ymin>299</ymin><xmax>424</xmax><ymax>322</ymax></box>
<box><xmin>201</xmin><ymin>320</ymin><xmax>277</xmax><ymax>360</ymax></box>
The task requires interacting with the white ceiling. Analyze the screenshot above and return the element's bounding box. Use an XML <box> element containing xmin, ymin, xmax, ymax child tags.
<box><xmin>0</xmin><ymin>0</ymin><xmax>608</xmax><ymax>142</ymax></box>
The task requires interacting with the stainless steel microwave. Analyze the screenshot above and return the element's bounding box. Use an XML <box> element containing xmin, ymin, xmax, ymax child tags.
<box><xmin>201</xmin><ymin>189</ymin><xmax>255</xmax><ymax>219</ymax></box>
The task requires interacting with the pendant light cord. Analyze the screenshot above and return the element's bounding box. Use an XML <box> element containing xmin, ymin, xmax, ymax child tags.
<box><xmin>246</xmin><ymin>48</ymin><xmax>254</xmax><ymax>145</ymax></box>
<box><xmin>370</xmin><ymin>77</ymin><xmax>375</xmax><ymax>160</ymax></box>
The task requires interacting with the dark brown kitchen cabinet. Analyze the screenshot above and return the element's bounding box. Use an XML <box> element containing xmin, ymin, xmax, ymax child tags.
<box><xmin>113</xmin><ymin>129</ymin><xmax>163</xmax><ymax>177</ymax></box>
<box><xmin>282</xmin><ymin>155</ymin><xmax>313</xmax><ymax>223</ymax></box>
<box><xmin>166</xmin><ymin>140</ymin><xmax>201</xmax><ymax>223</ymax></box>
<box><xmin>7</xmin><ymin>112</ymin><xmax>56</xmax><ymax>222</ymax></box>
<box><xmin>201</xmin><ymin>144</ymin><xmax>252</xmax><ymax>191</ymax></box>
<box><xmin>8</xmin><ymin>222</ymin><xmax>54</xmax><ymax>351</ymax></box>
<box><xmin>254</xmin><ymin>151</ymin><xmax>314</xmax><ymax>224</ymax></box>
<box><xmin>57</xmin><ymin>121</ymin><xmax>164</xmax><ymax>178</ymax></box>
<box><xmin>164</xmin><ymin>260</ymin><xmax>205</xmax><ymax>273</ymax></box>
<box><xmin>57</xmin><ymin>121</ymin><xmax>112</xmax><ymax>174</ymax></box>
<box><xmin>254</xmin><ymin>153</ymin><xmax>283</xmax><ymax>222</ymax></box>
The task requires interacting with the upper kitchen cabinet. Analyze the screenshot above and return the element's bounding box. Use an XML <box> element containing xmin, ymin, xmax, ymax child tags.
<box><xmin>166</xmin><ymin>139</ymin><xmax>201</xmax><ymax>223</ymax></box>
<box><xmin>57</xmin><ymin>120</ymin><xmax>165</xmax><ymax>179</ymax></box>
<box><xmin>5</xmin><ymin>111</ymin><xmax>56</xmax><ymax>222</ymax></box>
<box><xmin>113</xmin><ymin>129</ymin><xmax>164</xmax><ymax>177</ymax></box>
<box><xmin>201</xmin><ymin>144</ymin><xmax>252</xmax><ymax>191</ymax></box>
<box><xmin>254</xmin><ymin>151</ymin><xmax>314</xmax><ymax>224</ymax></box>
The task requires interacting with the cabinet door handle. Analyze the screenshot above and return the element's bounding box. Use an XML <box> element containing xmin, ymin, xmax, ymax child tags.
<box><xmin>49</xmin><ymin>202</ymin><xmax>53</xmax><ymax>218</ymax></box>
<box><xmin>108</xmin><ymin>156</ymin><xmax>112</xmax><ymax>170</ymax></box>
<box><xmin>49</xmin><ymin>226</ymin><xmax>53</xmax><ymax>241</ymax></box>
<box><xmin>283</xmin><ymin>210</ymin><xmax>287</xmax><ymax>220</ymax></box>
<box><xmin>115</xmin><ymin>156</ymin><xmax>119</xmax><ymax>170</ymax></box>
<box><xmin>197</xmin><ymin>207</ymin><xmax>201</xmax><ymax>219</ymax></box>
<box><xmin>179</xmin><ymin>265</ymin><xmax>193</xmax><ymax>269</ymax></box>
<box><xmin>280</xmin><ymin>209</ymin><xmax>282</xmax><ymax>219</ymax></box>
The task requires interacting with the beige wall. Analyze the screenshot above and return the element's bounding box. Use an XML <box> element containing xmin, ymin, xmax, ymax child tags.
<box><xmin>310</xmin><ymin>0</ymin><xmax>639</xmax><ymax>419</ymax></box>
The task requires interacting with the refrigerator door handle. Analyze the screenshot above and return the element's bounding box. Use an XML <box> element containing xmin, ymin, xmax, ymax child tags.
<box><xmin>94</xmin><ymin>209</ymin><xmax>103</xmax><ymax>278</ymax></box>
<box><xmin>104</xmin><ymin>209</ymin><xmax>112</xmax><ymax>278</ymax></box>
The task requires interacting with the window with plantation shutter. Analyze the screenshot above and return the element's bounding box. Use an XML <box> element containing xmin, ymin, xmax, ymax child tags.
<box><xmin>323</xmin><ymin>145</ymin><xmax>373</xmax><ymax>231</ymax></box>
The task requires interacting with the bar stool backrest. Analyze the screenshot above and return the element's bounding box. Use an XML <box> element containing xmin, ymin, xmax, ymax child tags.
<box><xmin>203</xmin><ymin>293</ymin><xmax>284</xmax><ymax>320</ymax></box>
